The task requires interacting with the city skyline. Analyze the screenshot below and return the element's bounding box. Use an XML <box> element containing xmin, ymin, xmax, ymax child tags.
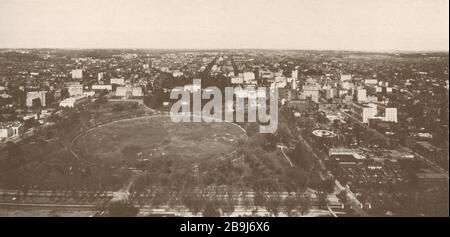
<box><xmin>0</xmin><ymin>0</ymin><xmax>449</xmax><ymax>51</ymax></box>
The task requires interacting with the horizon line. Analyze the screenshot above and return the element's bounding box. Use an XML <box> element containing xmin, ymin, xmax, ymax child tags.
<box><xmin>1</xmin><ymin>47</ymin><xmax>449</xmax><ymax>54</ymax></box>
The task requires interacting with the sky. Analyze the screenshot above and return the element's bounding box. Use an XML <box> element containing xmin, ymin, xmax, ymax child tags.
<box><xmin>0</xmin><ymin>0</ymin><xmax>448</xmax><ymax>51</ymax></box>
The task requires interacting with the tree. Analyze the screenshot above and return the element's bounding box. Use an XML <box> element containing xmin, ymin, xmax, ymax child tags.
<box><xmin>106</xmin><ymin>201</ymin><xmax>139</xmax><ymax>217</ymax></box>
<box><xmin>298</xmin><ymin>196</ymin><xmax>312</xmax><ymax>215</ymax></box>
<box><xmin>318</xmin><ymin>178</ymin><xmax>335</xmax><ymax>194</ymax></box>
<box><xmin>289</xmin><ymin>142</ymin><xmax>314</xmax><ymax>170</ymax></box>
<box><xmin>283</xmin><ymin>196</ymin><xmax>298</xmax><ymax>216</ymax></box>
<box><xmin>151</xmin><ymin>191</ymin><xmax>166</xmax><ymax>207</ymax></box>
<box><xmin>337</xmin><ymin>190</ymin><xmax>349</xmax><ymax>207</ymax></box>
<box><xmin>317</xmin><ymin>191</ymin><xmax>329</xmax><ymax>209</ymax></box>
<box><xmin>265</xmin><ymin>195</ymin><xmax>281</xmax><ymax>216</ymax></box>
<box><xmin>264</xmin><ymin>133</ymin><xmax>278</xmax><ymax>150</ymax></box>
<box><xmin>182</xmin><ymin>193</ymin><xmax>204</xmax><ymax>216</ymax></box>
<box><xmin>277</xmin><ymin>125</ymin><xmax>292</xmax><ymax>144</ymax></box>
<box><xmin>203</xmin><ymin>200</ymin><xmax>221</xmax><ymax>217</ymax></box>
<box><xmin>254</xmin><ymin>191</ymin><xmax>267</xmax><ymax>208</ymax></box>
<box><xmin>221</xmin><ymin>200</ymin><xmax>235</xmax><ymax>217</ymax></box>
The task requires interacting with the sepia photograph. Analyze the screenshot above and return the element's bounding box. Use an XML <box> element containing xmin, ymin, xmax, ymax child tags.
<box><xmin>0</xmin><ymin>0</ymin><xmax>448</xmax><ymax>222</ymax></box>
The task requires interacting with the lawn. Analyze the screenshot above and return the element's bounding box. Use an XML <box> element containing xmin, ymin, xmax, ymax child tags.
<box><xmin>72</xmin><ymin>116</ymin><xmax>246</xmax><ymax>166</ymax></box>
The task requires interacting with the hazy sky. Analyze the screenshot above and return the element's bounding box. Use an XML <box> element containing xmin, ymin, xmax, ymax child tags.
<box><xmin>0</xmin><ymin>0</ymin><xmax>448</xmax><ymax>51</ymax></box>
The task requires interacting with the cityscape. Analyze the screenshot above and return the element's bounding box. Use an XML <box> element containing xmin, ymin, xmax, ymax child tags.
<box><xmin>0</xmin><ymin>0</ymin><xmax>448</xmax><ymax>217</ymax></box>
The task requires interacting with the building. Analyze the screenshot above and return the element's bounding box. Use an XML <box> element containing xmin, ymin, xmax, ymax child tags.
<box><xmin>0</xmin><ymin>121</ymin><xmax>24</xmax><ymax>139</ymax></box>
<box><xmin>364</xmin><ymin>79</ymin><xmax>378</xmax><ymax>85</ymax></box>
<box><xmin>351</xmin><ymin>102</ymin><xmax>398</xmax><ymax>123</ymax></box>
<box><xmin>116</xmin><ymin>86</ymin><xmax>143</xmax><ymax>98</ymax></box>
<box><xmin>26</xmin><ymin>91</ymin><xmax>47</xmax><ymax>107</ymax></box>
<box><xmin>110</xmin><ymin>78</ymin><xmax>125</xmax><ymax>86</ymax></box>
<box><xmin>287</xmin><ymin>100</ymin><xmax>316</xmax><ymax>112</ymax></box>
<box><xmin>354</xmin><ymin>88</ymin><xmax>367</xmax><ymax>103</ymax></box>
<box><xmin>71</xmin><ymin>69</ymin><xmax>83</xmax><ymax>79</ymax></box>
<box><xmin>291</xmin><ymin>69</ymin><xmax>298</xmax><ymax>79</ymax></box>
<box><xmin>68</xmin><ymin>83</ymin><xmax>84</xmax><ymax>96</ymax></box>
<box><xmin>328</xmin><ymin>148</ymin><xmax>366</xmax><ymax>167</ymax></box>
<box><xmin>172</xmin><ymin>71</ymin><xmax>183</xmax><ymax>77</ymax></box>
<box><xmin>231</xmin><ymin>76</ymin><xmax>244</xmax><ymax>84</ymax></box>
<box><xmin>92</xmin><ymin>84</ymin><xmax>113</xmax><ymax>91</ymax></box>
<box><xmin>98</xmin><ymin>72</ymin><xmax>104</xmax><ymax>81</ymax></box>
<box><xmin>340</xmin><ymin>74</ymin><xmax>352</xmax><ymax>82</ymax></box>
<box><xmin>302</xmin><ymin>84</ymin><xmax>320</xmax><ymax>102</ymax></box>
<box><xmin>292</xmin><ymin>78</ymin><xmax>298</xmax><ymax>90</ymax></box>
<box><xmin>59</xmin><ymin>95</ymin><xmax>89</xmax><ymax>108</ymax></box>
<box><xmin>341</xmin><ymin>81</ymin><xmax>354</xmax><ymax>90</ymax></box>
<box><xmin>242</xmin><ymin>72</ymin><xmax>255</xmax><ymax>84</ymax></box>
<box><xmin>377</xmin><ymin>105</ymin><xmax>398</xmax><ymax>123</ymax></box>
<box><xmin>351</xmin><ymin>103</ymin><xmax>378</xmax><ymax>123</ymax></box>
<box><xmin>324</xmin><ymin>88</ymin><xmax>336</xmax><ymax>99</ymax></box>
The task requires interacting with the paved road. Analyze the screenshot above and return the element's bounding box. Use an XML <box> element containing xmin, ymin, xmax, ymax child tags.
<box><xmin>297</xmin><ymin>130</ymin><xmax>368</xmax><ymax>216</ymax></box>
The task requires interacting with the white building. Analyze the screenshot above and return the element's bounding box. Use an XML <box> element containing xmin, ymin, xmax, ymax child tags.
<box><xmin>364</xmin><ymin>79</ymin><xmax>378</xmax><ymax>85</ymax></box>
<box><xmin>68</xmin><ymin>84</ymin><xmax>83</xmax><ymax>96</ymax></box>
<box><xmin>291</xmin><ymin>69</ymin><xmax>298</xmax><ymax>79</ymax></box>
<box><xmin>241</xmin><ymin>72</ymin><xmax>256</xmax><ymax>84</ymax></box>
<box><xmin>340</xmin><ymin>74</ymin><xmax>352</xmax><ymax>82</ymax></box>
<box><xmin>116</xmin><ymin>86</ymin><xmax>143</xmax><ymax>98</ymax></box>
<box><xmin>352</xmin><ymin>102</ymin><xmax>398</xmax><ymax>123</ymax></box>
<box><xmin>92</xmin><ymin>84</ymin><xmax>113</xmax><ymax>91</ymax></box>
<box><xmin>355</xmin><ymin>88</ymin><xmax>367</xmax><ymax>103</ymax></box>
<box><xmin>351</xmin><ymin>103</ymin><xmax>378</xmax><ymax>123</ymax></box>
<box><xmin>378</xmin><ymin>105</ymin><xmax>398</xmax><ymax>123</ymax></box>
<box><xmin>172</xmin><ymin>71</ymin><xmax>183</xmax><ymax>77</ymax></box>
<box><xmin>110</xmin><ymin>78</ymin><xmax>125</xmax><ymax>86</ymax></box>
<box><xmin>71</xmin><ymin>69</ymin><xmax>83</xmax><ymax>79</ymax></box>
<box><xmin>231</xmin><ymin>77</ymin><xmax>244</xmax><ymax>84</ymax></box>
<box><xmin>98</xmin><ymin>72</ymin><xmax>104</xmax><ymax>81</ymax></box>
<box><xmin>302</xmin><ymin>84</ymin><xmax>321</xmax><ymax>102</ymax></box>
<box><xmin>0</xmin><ymin>121</ymin><xmax>24</xmax><ymax>139</ymax></box>
<box><xmin>341</xmin><ymin>81</ymin><xmax>354</xmax><ymax>90</ymax></box>
<box><xmin>26</xmin><ymin>91</ymin><xmax>47</xmax><ymax>107</ymax></box>
<box><xmin>59</xmin><ymin>95</ymin><xmax>89</xmax><ymax>108</ymax></box>
<box><xmin>292</xmin><ymin>78</ymin><xmax>298</xmax><ymax>90</ymax></box>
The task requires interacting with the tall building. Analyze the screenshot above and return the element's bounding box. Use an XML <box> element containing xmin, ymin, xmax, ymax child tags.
<box><xmin>355</xmin><ymin>88</ymin><xmax>367</xmax><ymax>103</ymax></box>
<box><xmin>71</xmin><ymin>69</ymin><xmax>84</xmax><ymax>79</ymax></box>
<box><xmin>292</xmin><ymin>77</ymin><xmax>298</xmax><ymax>90</ymax></box>
<box><xmin>378</xmin><ymin>105</ymin><xmax>398</xmax><ymax>123</ymax></box>
<box><xmin>351</xmin><ymin>103</ymin><xmax>377</xmax><ymax>123</ymax></box>
<box><xmin>291</xmin><ymin>69</ymin><xmax>298</xmax><ymax>79</ymax></box>
<box><xmin>98</xmin><ymin>72</ymin><xmax>104</xmax><ymax>81</ymax></box>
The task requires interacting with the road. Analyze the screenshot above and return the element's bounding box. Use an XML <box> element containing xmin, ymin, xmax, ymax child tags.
<box><xmin>296</xmin><ymin>129</ymin><xmax>368</xmax><ymax>216</ymax></box>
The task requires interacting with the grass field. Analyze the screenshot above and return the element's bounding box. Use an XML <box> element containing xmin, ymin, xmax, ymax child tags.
<box><xmin>72</xmin><ymin>116</ymin><xmax>246</xmax><ymax>166</ymax></box>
